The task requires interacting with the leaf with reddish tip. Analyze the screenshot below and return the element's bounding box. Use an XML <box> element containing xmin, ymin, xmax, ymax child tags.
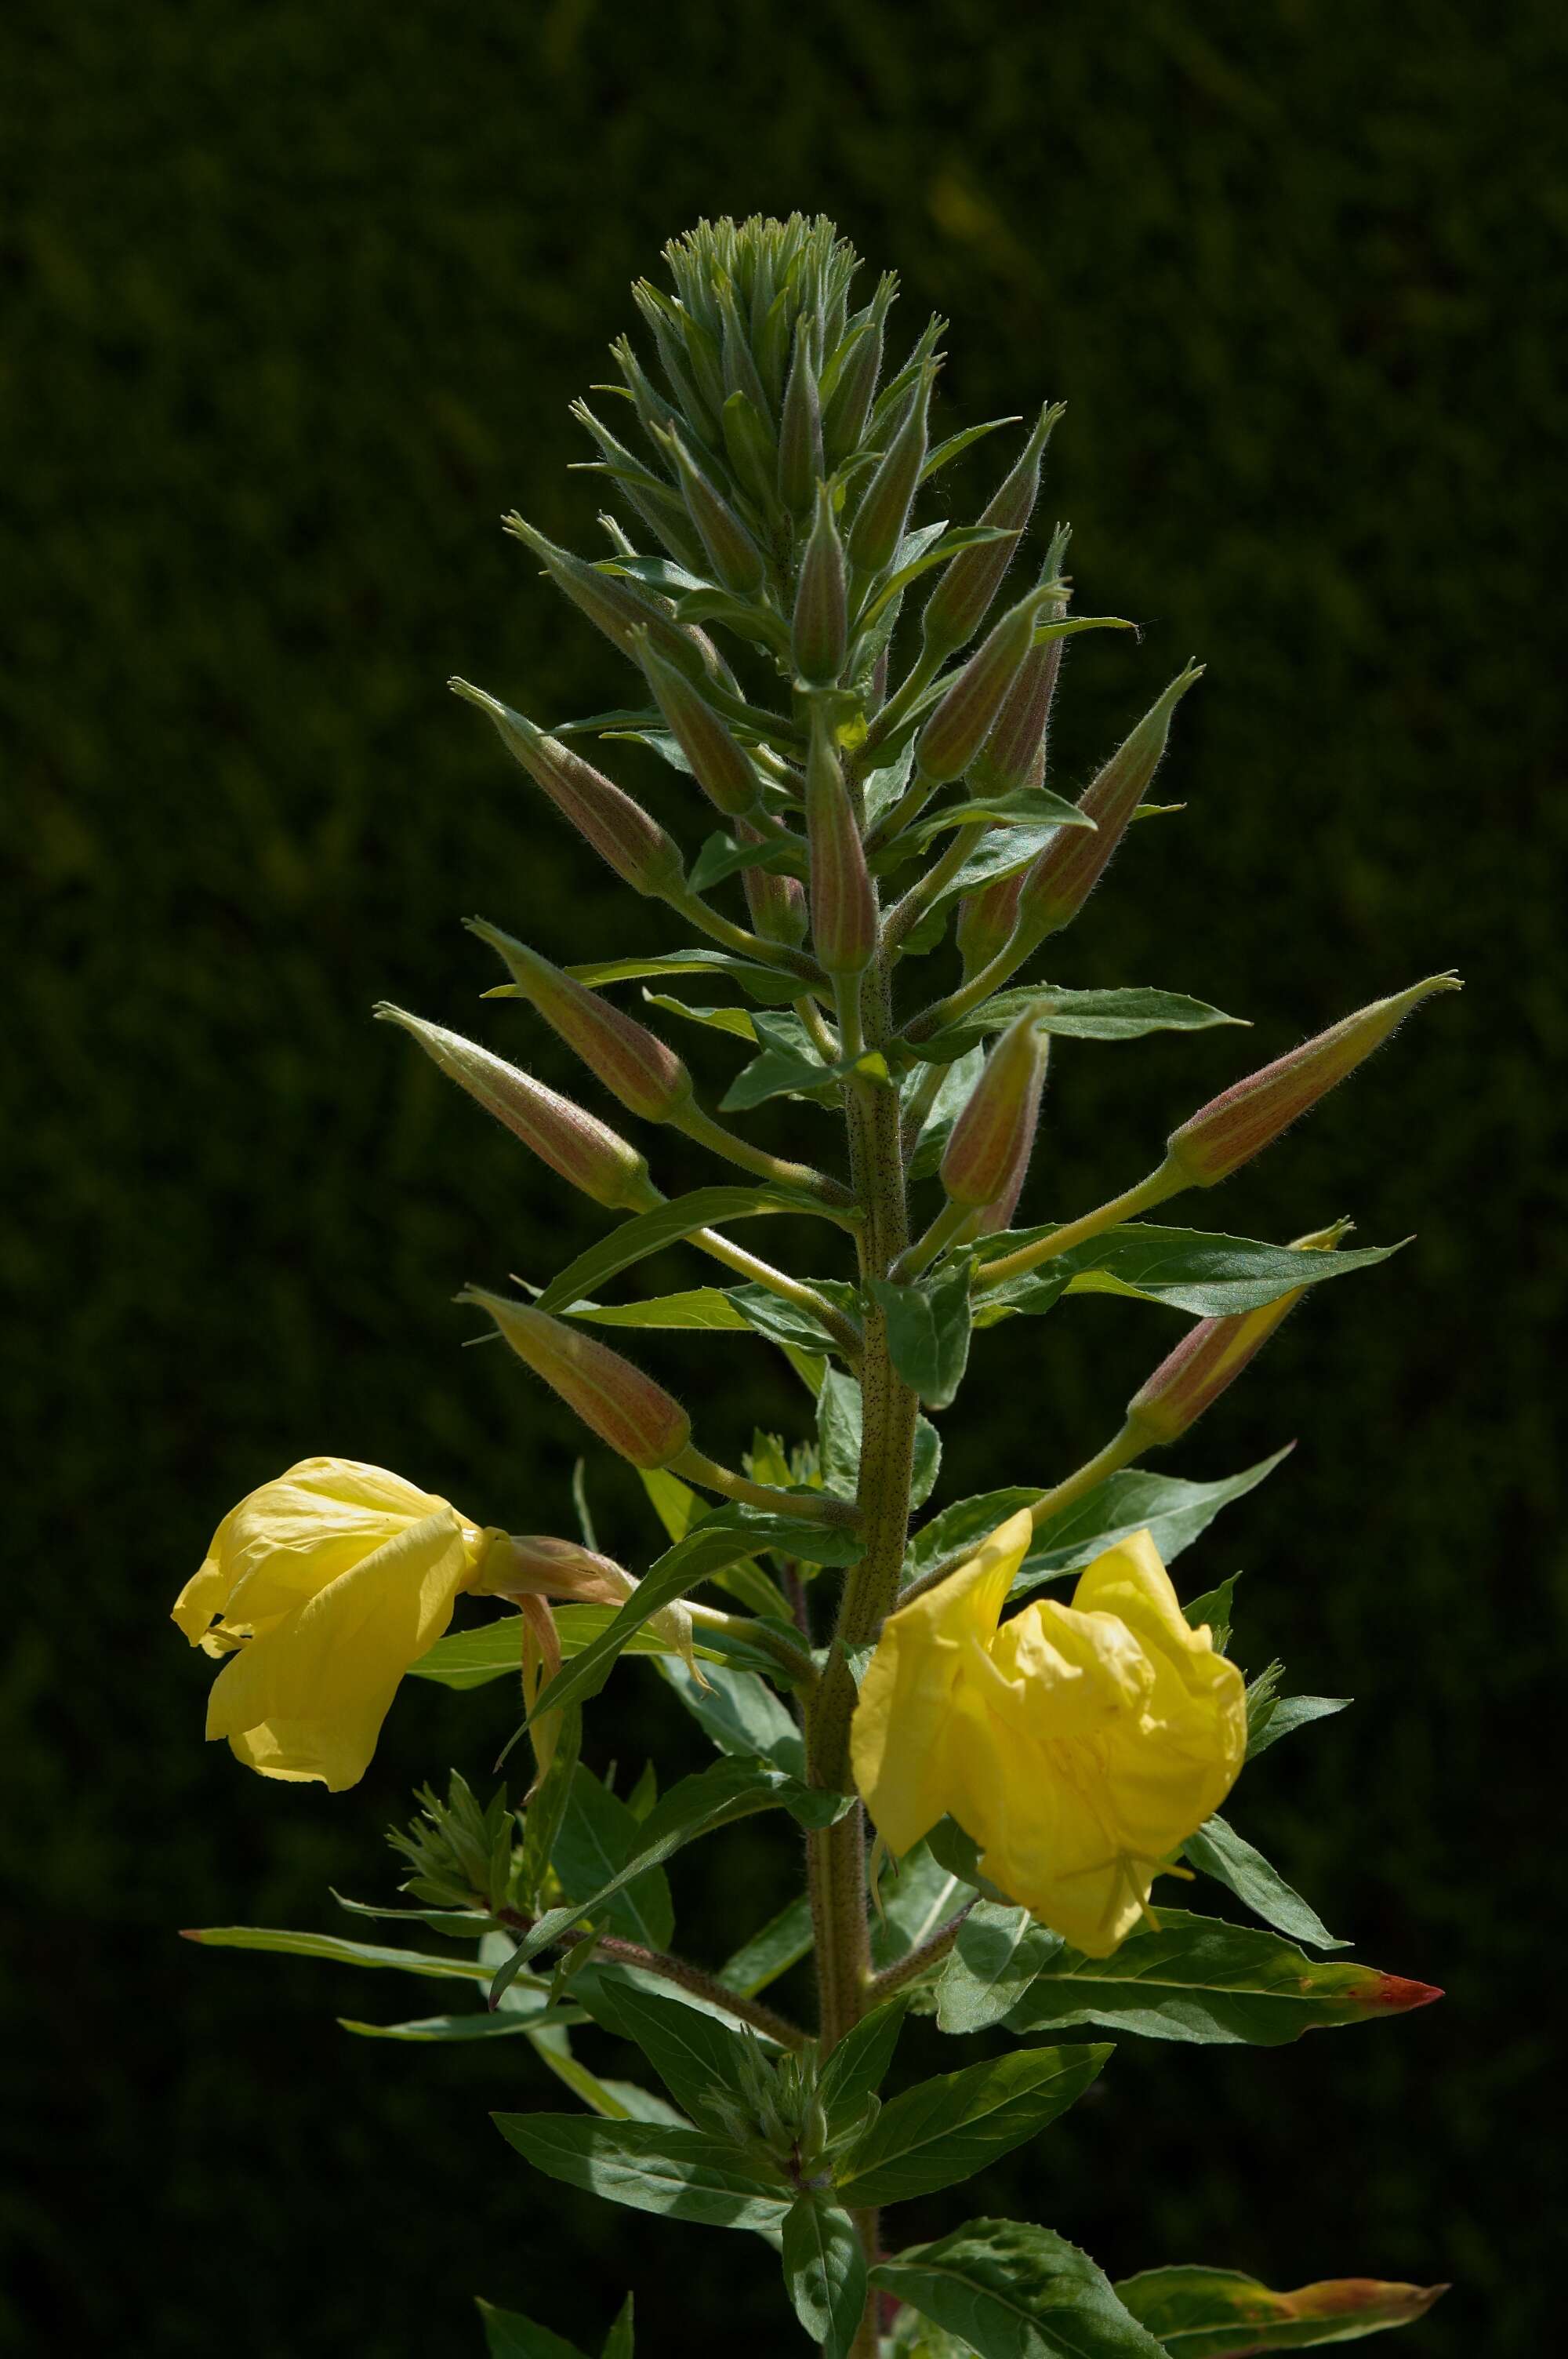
<box><xmin>1115</xmin><ymin>2265</ymin><xmax>1448</xmax><ymax>2355</ymax></box>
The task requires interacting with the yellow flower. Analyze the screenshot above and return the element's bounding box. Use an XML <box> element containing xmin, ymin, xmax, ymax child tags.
<box><xmin>851</xmin><ymin>1514</ymin><xmax>1246</xmax><ymax>1956</ymax></box>
<box><xmin>172</xmin><ymin>1457</ymin><xmax>504</xmax><ymax>1791</ymax></box>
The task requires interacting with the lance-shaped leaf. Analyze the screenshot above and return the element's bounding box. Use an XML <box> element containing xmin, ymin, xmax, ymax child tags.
<box><xmin>818</xmin><ymin>1369</ymin><xmax>942</xmax><ymax>1510</ymax></box>
<box><xmin>872</xmin><ymin>2219</ymin><xmax>1167</xmax><ymax>2359</ymax></box>
<box><xmin>492</xmin><ymin>2114</ymin><xmax>790</xmax><ymax>2232</ymax></box>
<box><xmin>782</xmin><ymin>2194</ymin><xmax>868</xmax><ymax>2359</ymax></box>
<box><xmin>563</xmin><ymin>949</ymin><xmax>805</xmax><ymax>1005</ymax></box>
<box><xmin>1248</xmin><ymin>1694</ymin><xmax>1352</xmax><ymax>1758</ymax></box>
<box><xmin>1005</xmin><ymin>1911</ymin><xmax>1440</xmax><ymax>2046</ymax></box>
<box><xmin>913</xmin><ymin>985</ymin><xmax>1243</xmax><ymax>1062</ymax></box>
<box><xmin>181</xmin><ymin>1927</ymin><xmax>492</xmax><ymax>1983</ymax></box>
<box><xmin>869</xmin><ymin>1262</ymin><xmax>975</xmax><ymax>1408</ymax></box>
<box><xmin>578</xmin><ymin>1979</ymin><xmax>774</xmax><ymax>2124</ymax></box>
<box><xmin>870</xmin><ymin>1837</ymin><xmax>973</xmax><ymax>1968</ymax></box>
<box><xmin>905</xmin><ymin>1451</ymin><xmax>1292</xmax><ymax>1590</ymax></box>
<box><xmin>816</xmin><ymin>1997</ymin><xmax>909</xmax><ymax>2133</ymax></box>
<box><xmin>408</xmin><ymin>1607</ymin><xmax>759</xmax><ymax>1693</ymax></box>
<box><xmin>659</xmin><ymin>1655</ymin><xmax>807</xmax><ymax>1777</ymax></box>
<box><xmin>937</xmin><ymin>1902</ymin><xmax>1065</xmax><ymax>2034</ymax></box>
<box><xmin>477</xmin><ymin>2295</ymin><xmax>592</xmax><ymax>2359</ymax></box>
<box><xmin>554</xmin><ymin>1765</ymin><xmax>675</xmax><ymax>1950</ymax></box>
<box><xmin>1113</xmin><ymin>2265</ymin><xmax>1447</xmax><ymax>2356</ymax></box>
<box><xmin>717</xmin><ymin>1895</ymin><xmax>815</xmax><ymax>1999</ymax></box>
<box><xmin>1181</xmin><ymin>1816</ymin><xmax>1345</xmax><ymax>1951</ymax></box>
<box><xmin>975</xmin><ymin>1224</ymin><xmax>1402</xmax><ymax>1322</ymax></box>
<box><xmin>564</xmin><ymin>1286</ymin><xmax>753</xmax><ymax>1332</ymax></box>
<box><xmin>834</xmin><ymin>2045</ymin><xmax>1110</xmax><ymax>2206</ymax></box>
<box><xmin>728</xmin><ymin>1278</ymin><xmax>863</xmax><ymax>1359</ymax></box>
<box><xmin>600</xmin><ymin>2295</ymin><xmax>635</xmax><ymax>2359</ymax></box>
<box><xmin>532</xmin><ymin>1183</ymin><xmax>840</xmax><ymax>1317</ymax></box>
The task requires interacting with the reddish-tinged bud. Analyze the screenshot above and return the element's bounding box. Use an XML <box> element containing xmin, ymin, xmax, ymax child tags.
<box><xmin>1015</xmin><ymin>663</ymin><xmax>1201</xmax><ymax>940</ymax></box>
<box><xmin>954</xmin><ymin>868</ymin><xmax>1025</xmax><ymax>979</ymax></box>
<box><xmin>483</xmin><ymin>1534</ymin><xmax>699</xmax><ymax>1672</ymax></box>
<box><xmin>778</xmin><ymin>322</ymin><xmax>824</xmax><ymax>514</ymax></box>
<box><xmin>738</xmin><ymin>818</ymin><xmax>809</xmax><ymax>947</ymax></box>
<box><xmin>940</xmin><ymin>1011</ymin><xmax>1050</xmax><ymax>1209</ymax></box>
<box><xmin>804</xmin><ymin>708</ymin><xmax>877</xmax><ymax>976</ymax></box>
<box><xmin>659</xmin><ymin>427</ymin><xmax>767</xmax><ymax>597</ymax></box>
<box><xmin>916</xmin><ymin>584</ymin><xmax>1058</xmax><ymax>787</ymax></box>
<box><xmin>792</xmin><ymin>482</ymin><xmax>848</xmax><ymax>686</ymax></box>
<box><xmin>633</xmin><ymin>631</ymin><xmax>759</xmax><ymax>818</ymax></box>
<box><xmin>848</xmin><ymin>362</ymin><xmax>934</xmax><ymax>576</ymax></box>
<box><xmin>822</xmin><ymin>274</ymin><xmax>895</xmax><ymax>467</ymax></box>
<box><xmin>971</xmin><ymin>543</ymin><xmax>1070</xmax><ymax>796</ymax></box>
<box><xmin>505</xmin><ymin>514</ymin><xmax>722</xmax><ymax>685</ymax></box>
<box><xmin>975</xmin><ymin>1049</ymin><xmax>1048</xmax><ymax>1234</ymax></box>
<box><xmin>374</xmin><ymin>1005</ymin><xmax>657</xmax><ymax>1212</ymax></box>
<box><xmin>1125</xmin><ymin>1220</ymin><xmax>1345</xmax><ymax>1445</ymax></box>
<box><xmin>450</xmin><ymin>681</ymin><xmax>684</xmax><ymax>900</ymax></box>
<box><xmin>465</xmin><ymin>1290</ymin><xmax>691</xmax><ymax>1470</ymax></box>
<box><xmin>1166</xmin><ymin>977</ymin><xmax>1462</xmax><ymax>1186</ymax></box>
<box><xmin>921</xmin><ymin>402</ymin><xmax>1063</xmax><ymax>658</ymax></box>
<box><xmin>466</xmin><ymin>922</ymin><xmax>692</xmax><ymax>1123</ymax></box>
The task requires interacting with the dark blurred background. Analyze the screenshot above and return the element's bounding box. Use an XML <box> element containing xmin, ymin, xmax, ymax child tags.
<box><xmin>5</xmin><ymin>2</ymin><xmax>1562</xmax><ymax>2353</ymax></box>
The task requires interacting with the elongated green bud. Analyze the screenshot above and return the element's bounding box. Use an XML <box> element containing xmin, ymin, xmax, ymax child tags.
<box><xmin>778</xmin><ymin>323</ymin><xmax>824</xmax><ymax>514</ymax></box>
<box><xmin>792</xmin><ymin>483</ymin><xmax>848</xmax><ymax>686</ymax></box>
<box><xmin>720</xmin><ymin>391</ymin><xmax>780</xmax><ymax>519</ymax></box>
<box><xmin>922</xmin><ymin>403</ymin><xmax>1062</xmax><ymax>658</ymax></box>
<box><xmin>822</xmin><ymin>274</ymin><xmax>895</xmax><ymax>467</ymax></box>
<box><xmin>1166</xmin><ymin>978</ymin><xmax>1463</xmax><ymax>1187</ymax></box>
<box><xmin>953</xmin><ymin>868</ymin><xmax>1025</xmax><ymax>978</ymax></box>
<box><xmin>506</xmin><ymin>514</ymin><xmax>720</xmax><ymax>684</ymax></box>
<box><xmin>916</xmin><ymin>585</ymin><xmax>1057</xmax><ymax>787</ymax></box>
<box><xmin>464</xmin><ymin>1289</ymin><xmax>691</xmax><ymax>1470</ymax></box>
<box><xmin>739</xmin><ymin>819</ymin><xmax>809</xmax><ymax>947</ymax></box>
<box><xmin>610</xmin><ymin>332</ymin><xmax>681</xmax><ymax>448</ymax></box>
<box><xmin>718</xmin><ymin>282</ymin><xmax>771</xmax><ymax>421</ymax></box>
<box><xmin>971</xmin><ymin>633</ymin><xmax>1064</xmax><ymax>798</ymax></box>
<box><xmin>848</xmin><ymin>362</ymin><xmax>934</xmax><ymax>576</ymax></box>
<box><xmin>1125</xmin><ymin>1223</ymin><xmax>1347</xmax><ymax>1445</ymax></box>
<box><xmin>804</xmin><ymin>707</ymin><xmax>876</xmax><ymax>976</ymax></box>
<box><xmin>569</xmin><ymin>400</ymin><xmax>703</xmax><ymax>568</ymax></box>
<box><xmin>375</xmin><ymin>1005</ymin><xmax>657</xmax><ymax>1212</ymax></box>
<box><xmin>449</xmin><ymin>681</ymin><xmax>684</xmax><ymax>899</ymax></box>
<box><xmin>466</xmin><ymin>922</ymin><xmax>692</xmax><ymax>1122</ymax></box>
<box><xmin>633</xmin><ymin>631</ymin><xmax>760</xmax><ymax>818</ymax></box>
<box><xmin>1014</xmin><ymin>663</ymin><xmax>1202</xmax><ymax>939</ymax></box>
<box><xmin>940</xmin><ymin>1011</ymin><xmax>1050</xmax><ymax>1208</ymax></box>
<box><xmin>659</xmin><ymin>427</ymin><xmax>767</xmax><ymax>597</ymax></box>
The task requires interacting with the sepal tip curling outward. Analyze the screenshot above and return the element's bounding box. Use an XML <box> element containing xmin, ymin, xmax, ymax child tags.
<box><xmin>461</xmin><ymin>1286</ymin><xmax>693</xmax><ymax>1471</ymax></box>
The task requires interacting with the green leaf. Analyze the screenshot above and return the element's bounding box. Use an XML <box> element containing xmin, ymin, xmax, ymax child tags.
<box><xmin>564</xmin><ymin>1285</ymin><xmax>754</xmax><ymax>1331</ymax></box>
<box><xmin>339</xmin><ymin>2008</ymin><xmax>560</xmax><ymax>2043</ymax></box>
<box><xmin>659</xmin><ymin>1656</ymin><xmax>807</xmax><ymax>1778</ymax></box>
<box><xmin>410</xmin><ymin>1607</ymin><xmax>714</xmax><ymax>1692</ymax></box>
<box><xmin>578</xmin><ymin>1979</ymin><xmax>768</xmax><ymax>2122</ymax></box>
<box><xmin>915</xmin><ymin>987</ymin><xmax>1244</xmax><ymax>1063</ymax></box>
<box><xmin>892</xmin><ymin>786</ymin><xmax>1094</xmax><ymax>856</ymax></box>
<box><xmin>921</xmin><ymin>416</ymin><xmax>1022</xmax><ymax>478</ymax></box>
<box><xmin>835</xmin><ymin>2046</ymin><xmax>1110</xmax><ymax>2206</ymax></box>
<box><xmin>534</xmin><ymin>1184</ymin><xmax>837</xmax><ymax>1316</ymax></box>
<box><xmin>782</xmin><ymin>2194</ymin><xmax>869</xmax><ymax>2359</ymax></box>
<box><xmin>905</xmin><ymin>1452</ymin><xmax>1290</xmax><ymax>1593</ymax></box>
<box><xmin>873</xmin><ymin>2219</ymin><xmax>1166</xmax><ymax>2359</ymax></box>
<box><xmin>977</xmin><ymin>1224</ymin><xmax>1401</xmax><ymax>1321</ymax></box>
<box><xmin>818</xmin><ymin>1367</ymin><xmax>940</xmax><ymax>1507</ymax></box>
<box><xmin>717</xmin><ymin>1896</ymin><xmax>815</xmax><ymax>1998</ymax></box>
<box><xmin>599</xmin><ymin>2295</ymin><xmax>635</xmax><ymax>2359</ymax></box>
<box><xmin>937</xmin><ymin>1903</ymin><xmax>1064</xmax><ymax>2034</ymax></box>
<box><xmin>718</xmin><ymin>1009</ymin><xmax>876</xmax><ymax>1112</ymax></box>
<box><xmin>816</xmin><ymin>1997</ymin><xmax>909</xmax><ymax>2132</ymax></box>
<box><xmin>727</xmin><ymin>1277</ymin><xmax>862</xmax><ymax>1360</ymax></box>
<box><xmin>182</xmin><ymin>1926</ymin><xmax>492</xmax><ymax>1982</ymax></box>
<box><xmin>1006</xmin><ymin>1910</ymin><xmax>1439</xmax><ymax>2045</ymax></box>
<box><xmin>906</xmin><ymin>1048</ymin><xmax>987</xmax><ymax>1183</ymax></box>
<box><xmin>477</xmin><ymin>2295</ymin><xmax>592</xmax><ymax>2359</ymax></box>
<box><xmin>638</xmin><ymin>1465</ymin><xmax>795</xmax><ymax>1619</ymax></box>
<box><xmin>1247</xmin><ymin>1694</ymin><xmax>1351</xmax><ymax>1759</ymax></box>
<box><xmin>1182</xmin><ymin>1575</ymin><xmax>1239</xmax><ymax>1654</ymax></box>
<box><xmin>554</xmin><ymin>1766</ymin><xmax>675</xmax><ymax>1951</ymax></box>
<box><xmin>564</xmin><ymin>948</ymin><xmax>806</xmax><ymax>1005</ymax></box>
<box><xmin>1114</xmin><ymin>2266</ymin><xmax>1446</xmax><ymax>2356</ymax></box>
<box><xmin>492</xmin><ymin>2114</ymin><xmax>790</xmax><ymax>2231</ymax></box>
<box><xmin>871</xmin><ymin>1839</ymin><xmax>972</xmax><ymax>1969</ymax></box>
<box><xmin>688</xmin><ymin>831</ymin><xmax>804</xmax><ymax>896</ymax></box>
<box><xmin>869</xmin><ymin>1262</ymin><xmax>974</xmax><ymax>1408</ymax></box>
<box><xmin>1181</xmin><ymin>1816</ymin><xmax>1346</xmax><ymax>1951</ymax></box>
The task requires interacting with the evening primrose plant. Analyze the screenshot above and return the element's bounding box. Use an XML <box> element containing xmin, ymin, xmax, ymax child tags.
<box><xmin>177</xmin><ymin>216</ymin><xmax>1454</xmax><ymax>2359</ymax></box>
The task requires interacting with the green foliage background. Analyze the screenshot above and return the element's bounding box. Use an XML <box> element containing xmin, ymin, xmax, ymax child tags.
<box><xmin>4</xmin><ymin>2</ymin><xmax>1561</xmax><ymax>2353</ymax></box>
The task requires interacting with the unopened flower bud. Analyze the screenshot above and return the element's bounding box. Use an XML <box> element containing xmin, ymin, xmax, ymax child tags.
<box><xmin>1124</xmin><ymin>1222</ymin><xmax>1347</xmax><ymax>1446</ymax></box>
<box><xmin>1165</xmin><ymin>977</ymin><xmax>1463</xmax><ymax>1187</ymax></box>
<box><xmin>822</xmin><ymin>274</ymin><xmax>895</xmax><ymax>467</ymax></box>
<box><xmin>953</xmin><ymin>869</ymin><xmax>1024</xmax><ymax>979</ymax></box>
<box><xmin>466</xmin><ymin>922</ymin><xmax>692</xmax><ymax>1123</ymax></box>
<box><xmin>971</xmin><ymin>547</ymin><xmax>1070</xmax><ymax>797</ymax></box>
<box><xmin>485</xmin><ymin>1535</ymin><xmax>698</xmax><ymax>1674</ymax></box>
<box><xmin>804</xmin><ymin>708</ymin><xmax>877</xmax><ymax>976</ymax></box>
<box><xmin>720</xmin><ymin>391</ymin><xmax>781</xmax><ymax>519</ymax></box>
<box><xmin>940</xmin><ymin>1011</ymin><xmax>1050</xmax><ymax>1209</ymax></box>
<box><xmin>633</xmin><ymin>631</ymin><xmax>760</xmax><ymax>817</ymax></box>
<box><xmin>738</xmin><ymin>818</ymin><xmax>809</xmax><ymax>946</ymax></box>
<box><xmin>916</xmin><ymin>584</ymin><xmax>1058</xmax><ymax>788</ymax></box>
<box><xmin>463</xmin><ymin>1289</ymin><xmax>692</xmax><ymax>1470</ymax></box>
<box><xmin>375</xmin><ymin>1005</ymin><xmax>657</xmax><ymax>1212</ymax></box>
<box><xmin>659</xmin><ymin>427</ymin><xmax>767</xmax><ymax>598</ymax></box>
<box><xmin>848</xmin><ymin>362</ymin><xmax>935</xmax><ymax>576</ymax></box>
<box><xmin>450</xmin><ymin>681</ymin><xmax>684</xmax><ymax>900</ymax></box>
<box><xmin>1014</xmin><ymin>663</ymin><xmax>1201</xmax><ymax>940</ymax></box>
<box><xmin>792</xmin><ymin>482</ymin><xmax>848</xmax><ymax>686</ymax></box>
<box><xmin>778</xmin><ymin>322</ymin><xmax>824</xmax><ymax>514</ymax></box>
<box><xmin>975</xmin><ymin>1049</ymin><xmax>1048</xmax><ymax>1234</ymax></box>
<box><xmin>921</xmin><ymin>402</ymin><xmax>1062</xmax><ymax>658</ymax></box>
<box><xmin>506</xmin><ymin>514</ymin><xmax>722</xmax><ymax>685</ymax></box>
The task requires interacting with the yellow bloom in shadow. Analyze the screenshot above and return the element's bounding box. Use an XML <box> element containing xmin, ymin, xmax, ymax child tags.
<box><xmin>172</xmin><ymin>1458</ymin><xmax>503</xmax><ymax>1791</ymax></box>
<box><xmin>851</xmin><ymin>1514</ymin><xmax>1246</xmax><ymax>1956</ymax></box>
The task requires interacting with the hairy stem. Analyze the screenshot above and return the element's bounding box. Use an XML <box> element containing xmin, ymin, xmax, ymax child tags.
<box><xmin>495</xmin><ymin>1908</ymin><xmax>808</xmax><ymax>2048</ymax></box>
<box><xmin>865</xmin><ymin>1904</ymin><xmax>975</xmax><ymax>2003</ymax></box>
<box><xmin>973</xmin><ymin>1160</ymin><xmax>1185</xmax><ymax>1289</ymax></box>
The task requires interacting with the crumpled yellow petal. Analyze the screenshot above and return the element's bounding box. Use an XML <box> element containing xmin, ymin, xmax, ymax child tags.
<box><xmin>850</xmin><ymin>1510</ymin><xmax>1032</xmax><ymax>1856</ymax></box>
